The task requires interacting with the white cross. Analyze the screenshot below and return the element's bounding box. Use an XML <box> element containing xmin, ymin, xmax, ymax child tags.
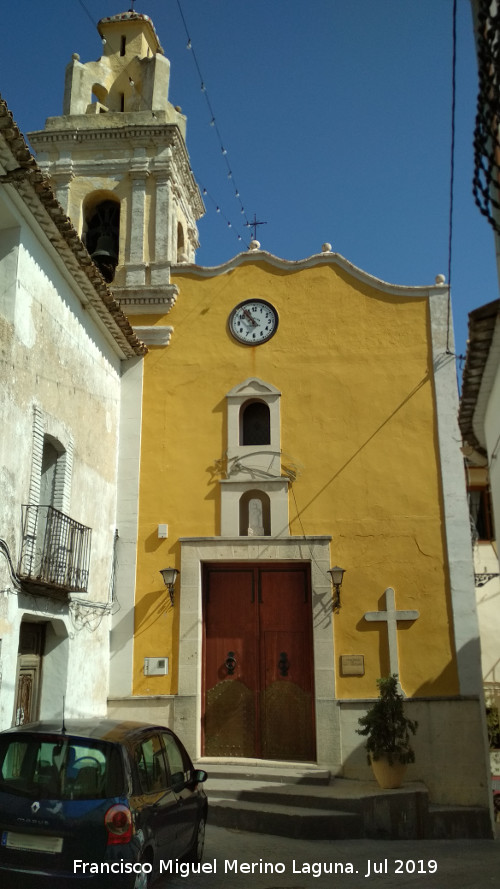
<box><xmin>364</xmin><ymin>587</ymin><xmax>419</xmax><ymax>692</ymax></box>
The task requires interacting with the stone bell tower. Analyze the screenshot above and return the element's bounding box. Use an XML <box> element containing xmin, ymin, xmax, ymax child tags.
<box><xmin>29</xmin><ymin>10</ymin><xmax>204</xmax><ymax>313</ymax></box>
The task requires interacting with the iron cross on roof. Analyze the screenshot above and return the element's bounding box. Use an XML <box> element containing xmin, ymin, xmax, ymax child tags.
<box><xmin>245</xmin><ymin>213</ymin><xmax>267</xmax><ymax>241</ymax></box>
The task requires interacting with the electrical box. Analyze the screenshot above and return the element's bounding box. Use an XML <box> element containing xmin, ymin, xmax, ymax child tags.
<box><xmin>158</xmin><ymin>524</ymin><xmax>168</xmax><ymax>538</ymax></box>
<box><xmin>144</xmin><ymin>656</ymin><xmax>169</xmax><ymax>676</ymax></box>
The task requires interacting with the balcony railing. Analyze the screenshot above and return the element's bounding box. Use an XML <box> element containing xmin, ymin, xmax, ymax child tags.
<box><xmin>18</xmin><ymin>504</ymin><xmax>91</xmax><ymax>593</ymax></box>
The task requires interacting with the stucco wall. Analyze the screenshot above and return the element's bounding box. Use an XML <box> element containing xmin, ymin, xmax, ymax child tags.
<box><xmin>340</xmin><ymin>697</ymin><xmax>491</xmax><ymax>807</ymax></box>
<box><xmin>0</xmin><ymin>186</ymin><xmax>124</xmax><ymax>728</ymax></box>
<box><xmin>130</xmin><ymin>257</ymin><xmax>460</xmax><ymax>700</ymax></box>
<box><xmin>474</xmin><ymin>543</ymin><xmax>500</xmax><ymax>689</ymax></box>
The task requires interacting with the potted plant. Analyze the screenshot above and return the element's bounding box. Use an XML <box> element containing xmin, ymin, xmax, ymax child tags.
<box><xmin>356</xmin><ymin>674</ymin><xmax>418</xmax><ymax>789</ymax></box>
<box><xmin>486</xmin><ymin>702</ymin><xmax>500</xmax><ymax>820</ymax></box>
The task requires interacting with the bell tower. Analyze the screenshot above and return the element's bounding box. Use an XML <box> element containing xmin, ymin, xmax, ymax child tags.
<box><xmin>29</xmin><ymin>10</ymin><xmax>204</xmax><ymax>313</ymax></box>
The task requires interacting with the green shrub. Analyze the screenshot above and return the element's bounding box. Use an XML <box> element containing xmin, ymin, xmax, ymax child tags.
<box><xmin>356</xmin><ymin>674</ymin><xmax>418</xmax><ymax>766</ymax></box>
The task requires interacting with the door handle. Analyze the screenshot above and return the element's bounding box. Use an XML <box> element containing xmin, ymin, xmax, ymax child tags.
<box><xmin>225</xmin><ymin>651</ymin><xmax>236</xmax><ymax>675</ymax></box>
<box><xmin>278</xmin><ymin>652</ymin><xmax>290</xmax><ymax>676</ymax></box>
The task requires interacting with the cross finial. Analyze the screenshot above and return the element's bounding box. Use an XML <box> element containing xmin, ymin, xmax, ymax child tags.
<box><xmin>245</xmin><ymin>213</ymin><xmax>267</xmax><ymax>241</ymax></box>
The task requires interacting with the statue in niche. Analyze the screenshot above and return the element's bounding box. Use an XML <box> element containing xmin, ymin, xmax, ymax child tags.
<box><xmin>247</xmin><ymin>498</ymin><xmax>265</xmax><ymax>536</ymax></box>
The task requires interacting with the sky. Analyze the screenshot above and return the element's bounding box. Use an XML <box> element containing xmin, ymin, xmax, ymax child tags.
<box><xmin>1</xmin><ymin>0</ymin><xmax>498</xmax><ymax>366</ymax></box>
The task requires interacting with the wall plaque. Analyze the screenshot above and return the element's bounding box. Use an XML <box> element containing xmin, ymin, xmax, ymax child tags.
<box><xmin>340</xmin><ymin>654</ymin><xmax>365</xmax><ymax>676</ymax></box>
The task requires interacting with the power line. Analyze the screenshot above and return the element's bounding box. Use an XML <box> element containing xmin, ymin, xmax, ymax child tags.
<box><xmin>198</xmin><ymin>180</ymin><xmax>248</xmax><ymax>246</ymax></box>
<box><xmin>74</xmin><ymin>0</ymin><xmax>251</xmax><ymax>250</ymax></box>
<box><xmin>446</xmin><ymin>0</ymin><xmax>457</xmax><ymax>356</ymax></box>
<box><xmin>175</xmin><ymin>0</ymin><xmax>254</xmax><ymax>246</ymax></box>
<box><xmin>76</xmin><ymin>0</ymin><xmax>97</xmax><ymax>29</ymax></box>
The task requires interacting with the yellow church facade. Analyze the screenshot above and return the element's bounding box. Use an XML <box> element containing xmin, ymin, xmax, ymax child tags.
<box><xmin>28</xmin><ymin>10</ymin><xmax>489</xmax><ymax>808</ymax></box>
<box><xmin>134</xmin><ymin>252</ymin><xmax>454</xmax><ymax>702</ymax></box>
<box><xmin>111</xmin><ymin>244</ymin><xmax>485</xmax><ymax>804</ymax></box>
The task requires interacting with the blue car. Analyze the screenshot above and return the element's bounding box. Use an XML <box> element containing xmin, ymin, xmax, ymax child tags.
<box><xmin>0</xmin><ymin>719</ymin><xmax>208</xmax><ymax>888</ymax></box>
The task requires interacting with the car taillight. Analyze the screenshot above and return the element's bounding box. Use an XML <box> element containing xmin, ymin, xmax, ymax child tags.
<box><xmin>104</xmin><ymin>804</ymin><xmax>133</xmax><ymax>845</ymax></box>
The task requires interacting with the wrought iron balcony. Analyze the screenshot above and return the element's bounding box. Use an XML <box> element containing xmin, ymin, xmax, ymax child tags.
<box><xmin>18</xmin><ymin>504</ymin><xmax>91</xmax><ymax>593</ymax></box>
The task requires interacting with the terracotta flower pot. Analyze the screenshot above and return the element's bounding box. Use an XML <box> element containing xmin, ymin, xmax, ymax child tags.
<box><xmin>370</xmin><ymin>755</ymin><xmax>407</xmax><ymax>789</ymax></box>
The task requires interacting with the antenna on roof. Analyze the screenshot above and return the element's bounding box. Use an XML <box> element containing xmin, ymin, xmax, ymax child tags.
<box><xmin>61</xmin><ymin>696</ymin><xmax>67</xmax><ymax>734</ymax></box>
<box><xmin>129</xmin><ymin>1</ymin><xmax>136</xmax><ymax>11</ymax></box>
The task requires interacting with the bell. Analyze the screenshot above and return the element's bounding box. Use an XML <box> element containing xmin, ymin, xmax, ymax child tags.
<box><xmin>90</xmin><ymin>234</ymin><xmax>118</xmax><ymax>283</ymax></box>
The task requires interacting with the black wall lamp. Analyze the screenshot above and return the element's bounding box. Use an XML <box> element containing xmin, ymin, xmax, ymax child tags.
<box><xmin>159</xmin><ymin>567</ymin><xmax>179</xmax><ymax>605</ymax></box>
<box><xmin>328</xmin><ymin>565</ymin><xmax>345</xmax><ymax>612</ymax></box>
<box><xmin>474</xmin><ymin>571</ymin><xmax>499</xmax><ymax>587</ymax></box>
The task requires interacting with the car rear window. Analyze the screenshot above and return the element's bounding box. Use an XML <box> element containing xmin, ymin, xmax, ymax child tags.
<box><xmin>0</xmin><ymin>733</ymin><xmax>125</xmax><ymax>800</ymax></box>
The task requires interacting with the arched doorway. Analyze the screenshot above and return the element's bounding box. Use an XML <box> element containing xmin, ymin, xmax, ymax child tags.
<box><xmin>14</xmin><ymin>619</ymin><xmax>69</xmax><ymax>725</ymax></box>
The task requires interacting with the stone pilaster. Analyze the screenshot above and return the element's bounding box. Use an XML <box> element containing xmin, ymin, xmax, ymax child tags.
<box><xmin>126</xmin><ymin>165</ymin><xmax>149</xmax><ymax>287</ymax></box>
<box><xmin>151</xmin><ymin>171</ymin><xmax>173</xmax><ymax>285</ymax></box>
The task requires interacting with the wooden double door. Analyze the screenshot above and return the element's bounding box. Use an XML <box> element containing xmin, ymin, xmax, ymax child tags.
<box><xmin>203</xmin><ymin>563</ymin><xmax>315</xmax><ymax>761</ymax></box>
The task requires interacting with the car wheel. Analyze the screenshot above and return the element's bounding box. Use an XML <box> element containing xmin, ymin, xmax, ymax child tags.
<box><xmin>184</xmin><ymin>814</ymin><xmax>206</xmax><ymax>864</ymax></box>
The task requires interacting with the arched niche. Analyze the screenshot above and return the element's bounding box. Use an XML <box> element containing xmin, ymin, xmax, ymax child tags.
<box><xmin>239</xmin><ymin>490</ymin><xmax>271</xmax><ymax>536</ymax></box>
<box><xmin>220</xmin><ymin>378</ymin><xmax>289</xmax><ymax>537</ymax></box>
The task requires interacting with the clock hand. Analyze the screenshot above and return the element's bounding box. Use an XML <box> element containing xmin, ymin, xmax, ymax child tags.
<box><xmin>242</xmin><ymin>308</ymin><xmax>259</xmax><ymax>326</ymax></box>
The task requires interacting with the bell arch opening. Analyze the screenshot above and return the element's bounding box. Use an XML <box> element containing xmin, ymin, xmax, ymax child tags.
<box><xmin>91</xmin><ymin>82</ymin><xmax>108</xmax><ymax>107</ymax></box>
<box><xmin>83</xmin><ymin>193</ymin><xmax>120</xmax><ymax>283</ymax></box>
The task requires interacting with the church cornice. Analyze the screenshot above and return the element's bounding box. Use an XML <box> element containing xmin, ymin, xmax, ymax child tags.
<box><xmin>132</xmin><ymin>325</ymin><xmax>173</xmax><ymax>346</ymax></box>
<box><xmin>172</xmin><ymin>248</ymin><xmax>450</xmax><ymax>299</ymax></box>
<box><xmin>30</xmin><ymin>125</ymin><xmax>179</xmax><ymax>147</ymax></box>
<box><xmin>29</xmin><ymin>124</ymin><xmax>205</xmax><ymax>219</ymax></box>
<box><xmin>113</xmin><ymin>283</ymin><xmax>179</xmax><ymax>316</ymax></box>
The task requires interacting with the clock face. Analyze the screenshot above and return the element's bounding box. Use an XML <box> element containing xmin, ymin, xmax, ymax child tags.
<box><xmin>229</xmin><ymin>299</ymin><xmax>278</xmax><ymax>344</ymax></box>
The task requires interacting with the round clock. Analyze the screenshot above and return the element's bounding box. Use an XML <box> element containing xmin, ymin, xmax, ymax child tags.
<box><xmin>228</xmin><ymin>299</ymin><xmax>278</xmax><ymax>344</ymax></box>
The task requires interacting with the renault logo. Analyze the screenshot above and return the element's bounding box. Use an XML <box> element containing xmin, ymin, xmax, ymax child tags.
<box><xmin>31</xmin><ymin>801</ymin><xmax>40</xmax><ymax>814</ymax></box>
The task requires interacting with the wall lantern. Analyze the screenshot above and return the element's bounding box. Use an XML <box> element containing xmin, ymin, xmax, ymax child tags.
<box><xmin>474</xmin><ymin>571</ymin><xmax>499</xmax><ymax>587</ymax></box>
<box><xmin>328</xmin><ymin>565</ymin><xmax>345</xmax><ymax>612</ymax></box>
<box><xmin>159</xmin><ymin>568</ymin><xmax>180</xmax><ymax>606</ymax></box>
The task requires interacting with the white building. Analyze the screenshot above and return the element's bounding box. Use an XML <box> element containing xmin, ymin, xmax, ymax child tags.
<box><xmin>0</xmin><ymin>96</ymin><xmax>145</xmax><ymax>729</ymax></box>
<box><xmin>459</xmin><ymin>300</ymin><xmax>500</xmax><ymax>724</ymax></box>
<box><xmin>465</xmin><ymin>1</ymin><xmax>500</xmax><ymax>737</ymax></box>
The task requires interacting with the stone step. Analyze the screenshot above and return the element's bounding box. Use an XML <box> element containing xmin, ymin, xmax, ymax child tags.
<box><xmin>198</xmin><ymin>764</ymin><xmax>494</xmax><ymax>840</ymax></box>
<box><xmin>197</xmin><ymin>759</ymin><xmax>332</xmax><ymax>785</ymax></box>
<box><xmin>428</xmin><ymin>805</ymin><xmax>493</xmax><ymax>840</ymax></box>
<box><xmin>208</xmin><ymin>796</ymin><xmax>363</xmax><ymax>840</ymax></box>
<box><xmin>203</xmin><ymin>778</ymin><xmax>363</xmax><ymax>811</ymax></box>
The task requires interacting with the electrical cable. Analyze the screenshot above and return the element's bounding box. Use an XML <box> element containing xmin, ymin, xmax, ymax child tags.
<box><xmin>198</xmin><ymin>181</ymin><xmax>247</xmax><ymax>247</ymax></box>
<box><xmin>443</xmin><ymin>0</ymin><xmax>466</xmax><ymax>390</ymax></box>
<box><xmin>74</xmin><ymin>0</ymin><xmax>251</xmax><ymax>250</ymax></box>
<box><xmin>175</xmin><ymin>0</ymin><xmax>252</xmax><ymax>247</ymax></box>
<box><xmin>76</xmin><ymin>0</ymin><xmax>96</xmax><ymax>29</ymax></box>
<box><xmin>0</xmin><ymin>539</ymin><xmax>23</xmax><ymax>591</ymax></box>
<box><xmin>446</xmin><ymin>0</ymin><xmax>457</xmax><ymax>356</ymax></box>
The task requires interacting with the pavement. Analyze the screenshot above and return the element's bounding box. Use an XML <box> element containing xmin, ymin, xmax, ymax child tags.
<box><xmin>155</xmin><ymin>823</ymin><xmax>499</xmax><ymax>889</ymax></box>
